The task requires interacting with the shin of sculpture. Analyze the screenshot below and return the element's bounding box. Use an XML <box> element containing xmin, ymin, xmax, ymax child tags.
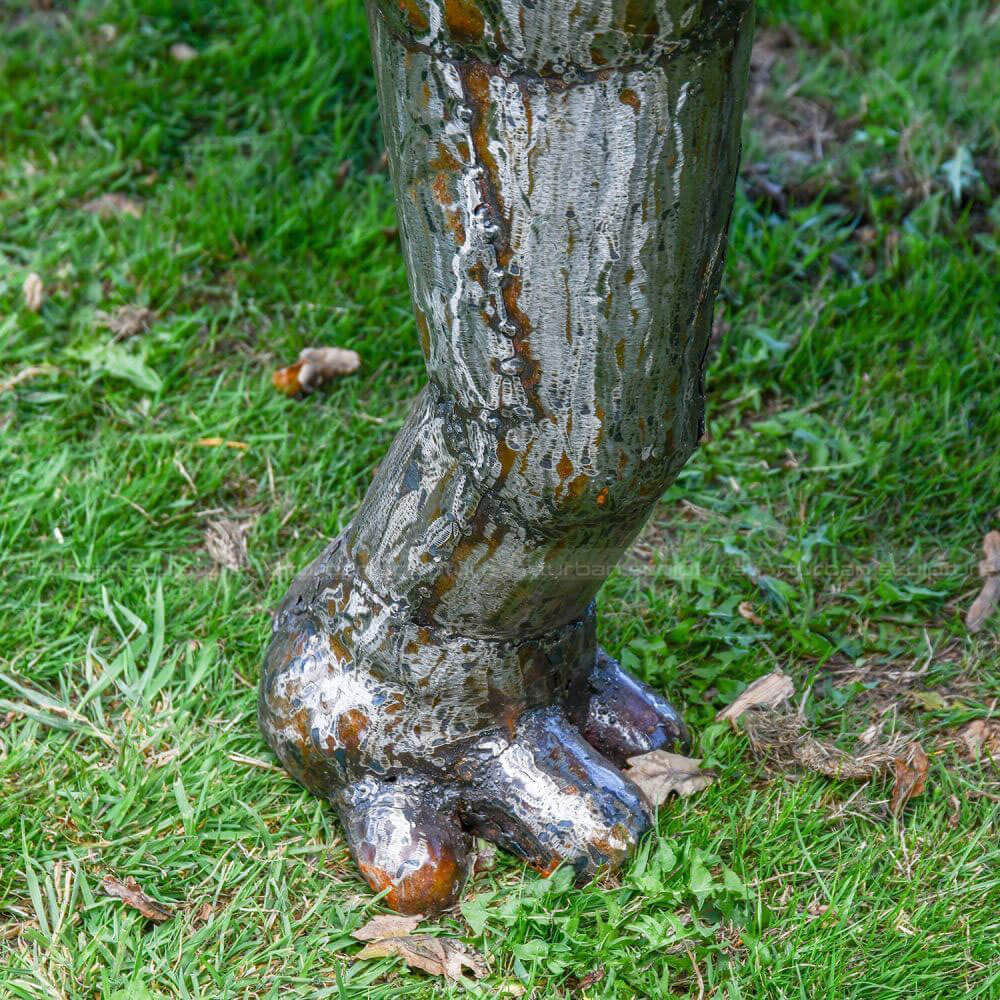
<box><xmin>259</xmin><ymin>0</ymin><xmax>753</xmax><ymax>913</ymax></box>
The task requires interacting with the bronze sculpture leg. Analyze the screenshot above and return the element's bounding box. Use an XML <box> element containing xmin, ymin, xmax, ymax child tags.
<box><xmin>260</xmin><ymin>0</ymin><xmax>753</xmax><ymax>913</ymax></box>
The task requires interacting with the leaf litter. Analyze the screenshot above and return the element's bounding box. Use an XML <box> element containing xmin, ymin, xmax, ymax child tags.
<box><xmin>351</xmin><ymin>912</ymin><xmax>488</xmax><ymax>982</ymax></box>
<box><xmin>965</xmin><ymin>530</ymin><xmax>1000</xmax><ymax>633</ymax></box>
<box><xmin>102</xmin><ymin>875</ymin><xmax>171</xmax><ymax>922</ymax></box>
<box><xmin>273</xmin><ymin>346</ymin><xmax>361</xmax><ymax>396</ymax></box>
<box><xmin>624</xmin><ymin>751</ymin><xmax>715</xmax><ymax>807</ymax></box>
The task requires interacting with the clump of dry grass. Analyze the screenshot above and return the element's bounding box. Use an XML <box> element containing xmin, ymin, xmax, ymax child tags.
<box><xmin>742</xmin><ymin>708</ymin><xmax>911</xmax><ymax>780</ymax></box>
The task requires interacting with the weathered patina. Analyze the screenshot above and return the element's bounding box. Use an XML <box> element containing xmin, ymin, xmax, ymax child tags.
<box><xmin>260</xmin><ymin>0</ymin><xmax>753</xmax><ymax>913</ymax></box>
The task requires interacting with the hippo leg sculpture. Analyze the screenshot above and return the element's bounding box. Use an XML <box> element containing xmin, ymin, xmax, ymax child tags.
<box><xmin>260</xmin><ymin>0</ymin><xmax>753</xmax><ymax>913</ymax></box>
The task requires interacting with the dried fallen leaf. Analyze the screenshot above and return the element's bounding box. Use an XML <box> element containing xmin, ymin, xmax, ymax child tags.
<box><xmin>352</xmin><ymin>913</ymin><xmax>423</xmax><ymax>942</ymax></box>
<box><xmin>82</xmin><ymin>193</ymin><xmax>144</xmax><ymax>219</ymax></box>
<box><xmin>273</xmin><ymin>346</ymin><xmax>361</xmax><ymax>396</ymax></box>
<box><xmin>170</xmin><ymin>42</ymin><xmax>198</xmax><ymax>62</ymax></box>
<box><xmin>0</xmin><ymin>365</ymin><xmax>56</xmax><ymax>394</ymax></box>
<box><xmin>966</xmin><ymin>531</ymin><xmax>1000</xmax><ymax>634</ymax></box>
<box><xmin>195</xmin><ymin>901</ymin><xmax>214</xmax><ymax>925</ymax></box>
<box><xmin>204</xmin><ymin>519</ymin><xmax>248</xmax><ymax>572</ymax></box>
<box><xmin>737</xmin><ymin>600</ymin><xmax>764</xmax><ymax>625</ymax></box>
<box><xmin>623</xmin><ymin>750</ymin><xmax>715</xmax><ymax>807</ymax></box>
<box><xmin>354</xmin><ymin>935</ymin><xmax>488</xmax><ymax>981</ymax></box>
<box><xmin>194</xmin><ymin>437</ymin><xmax>248</xmax><ymax>451</ymax></box>
<box><xmin>102</xmin><ymin>875</ymin><xmax>171</xmax><ymax>922</ymax></box>
<box><xmin>23</xmin><ymin>273</ymin><xmax>44</xmax><ymax>312</ymax></box>
<box><xmin>716</xmin><ymin>669</ymin><xmax>794</xmax><ymax>724</ymax></box>
<box><xmin>957</xmin><ymin>718</ymin><xmax>1000</xmax><ymax>760</ymax></box>
<box><xmin>96</xmin><ymin>304</ymin><xmax>155</xmax><ymax>339</ymax></box>
<box><xmin>577</xmin><ymin>967</ymin><xmax>606</xmax><ymax>990</ymax></box>
<box><xmin>889</xmin><ymin>742</ymin><xmax>929</xmax><ymax>817</ymax></box>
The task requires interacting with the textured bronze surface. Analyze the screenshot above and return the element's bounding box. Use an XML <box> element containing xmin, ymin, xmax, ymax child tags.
<box><xmin>259</xmin><ymin>0</ymin><xmax>753</xmax><ymax>912</ymax></box>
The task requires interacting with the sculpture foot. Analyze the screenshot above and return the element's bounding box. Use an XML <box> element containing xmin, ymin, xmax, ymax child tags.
<box><xmin>458</xmin><ymin>707</ymin><xmax>652</xmax><ymax>877</ymax></box>
<box><xmin>338</xmin><ymin>776</ymin><xmax>469</xmax><ymax>915</ymax></box>
<box><xmin>566</xmin><ymin>647</ymin><xmax>690</xmax><ymax>767</ymax></box>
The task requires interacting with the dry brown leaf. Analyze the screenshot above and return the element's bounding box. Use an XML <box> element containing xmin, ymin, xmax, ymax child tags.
<box><xmin>82</xmin><ymin>193</ymin><xmax>144</xmax><ymax>219</ymax></box>
<box><xmin>102</xmin><ymin>875</ymin><xmax>171</xmax><ymax>922</ymax></box>
<box><xmin>623</xmin><ymin>750</ymin><xmax>715</xmax><ymax>807</ymax></box>
<box><xmin>737</xmin><ymin>601</ymin><xmax>764</xmax><ymax>626</ymax></box>
<box><xmin>352</xmin><ymin>913</ymin><xmax>423</xmax><ymax>942</ymax></box>
<box><xmin>0</xmin><ymin>365</ymin><xmax>56</xmax><ymax>394</ymax></box>
<box><xmin>889</xmin><ymin>742</ymin><xmax>929</xmax><ymax>817</ymax></box>
<box><xmin>194</xmin><ymin>437</ymin><xmax>248</xmax><ymax>451</ymax></box>
<box><xmin>23</xmin><ymin>273</ymin><xmax>44</xmax><ymax>312</ymax></box>
<box><xmin>958</xmin><ymin>718</ymin><xmax>1000</xmax><ymax>760</ymax></box>
<box><xmin>170</xmin><ymin>42</ymin><xmax>198</xmax><ymax>62</ymax></box>
<box><xmin>354</xmin><ymin>935</ymin><xmax>488</xmax><ymax>981</ymax></box>
<box><xmin>966</xmin><ymin>531</ymin><xmax>1000</xmax><ymax>634</ymax></box>
<box><xmin>273</xmin><ymin>346</ymin><xmax>361</xmax><ymax>396</ymax></box>
<box><xmin>204</xmin><ymin>519</ymin><xmax>248</xmax><ymax>572</ymax></box>
<box><xmin>96</xmin><ymin>304</ymin><xmax>155</xmax><ymax>339</ymax></box>
<box><xmin>716</xmin><ymin>669</ymin><xmax>794</xmax><ymax>724</ymax></box>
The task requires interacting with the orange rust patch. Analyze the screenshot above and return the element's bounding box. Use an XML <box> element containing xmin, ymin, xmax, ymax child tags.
<box><xmin>328</xmin><ymin>633</ymin><xmax>351</xmax><ymax>663</ymax></box>
<box><xmin>396</xmin><ymin>0</ymin><xmax>429</xmax><ymax>32</ymax></box>
<box><xmin>446</xmin><ymin>210</ymin><xmax>466</xmax><ymax>244</ymax></box>
<box><xmin>615</xmin><ymin>337</ymin><xmax>626</xmax><ymax>369</ymax></box>
<box><xmin>556</xmin><ymin>451</ymin><xmax>574</xmax><ymax>480</ymax></box>
<box><xmin>443</xmin><ymin>0</ymin><xmax>485</xmax><ymax>41</ymax></box>
<box><xmin>497</xmin><ymin>438</ymin><xmax>517</xmax><ymax>477</ymax></box>
<box><xmin>596</xmin><ymin>486</ymin><xmax>609</xmax><ymax>507</ymax></box>
<box><xmin>568</xmin><ymin>473</ymin><xmax>589</xmax><ymax>499</ymax></box>
<box><xmin>336</xmin><ymin>709</ymin><xmax>368</xmax><ymax>752</ymax></box>
<box><xmin>429</xmin><ymin>143</ymin><xmax>460</xmax><ymax>174</ymax></box>
<box><xmin>415</xmin><ymin>309</ymin><xmax>430</xmax><ymax>357</ymax></box>
<box><xmin>619</xmin><ymin>88</ymin><xmax>641</xmax><ymax>113</ymax></box>
<box><xmin>533</xmin><ymin>857</ymin><xmax>562</xmax><ymax>877</ymax></box>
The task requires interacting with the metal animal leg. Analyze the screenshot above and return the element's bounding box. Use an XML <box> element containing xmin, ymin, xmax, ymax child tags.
<box><xmin>260</xmin><ymin>0</ymin><xmax>753</xmax><ymax>912</ymax></box>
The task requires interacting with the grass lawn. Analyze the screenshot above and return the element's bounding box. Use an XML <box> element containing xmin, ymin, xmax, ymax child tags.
<box><xmin>1</xmin><ymin>0</ymin><xmax>998</xmax><ymax>996</ymax></box>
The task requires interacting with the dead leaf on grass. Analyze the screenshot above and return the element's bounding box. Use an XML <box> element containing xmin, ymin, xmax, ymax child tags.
<box><xmin>102</xmin><ymin>875</ymin><xmax>171</xmax><ymax>922</ymax></box>
<box><xmin>623</xmin><ymin>750</ymin><xmax>715</xmax><ymax>807</ymax></box>
<box><xmin>0</xmin><ymin>365</ymin><xmax>56</xmax><ymax>394</ymax></box>
<box><xmin>170</xmin><ymin>42</ymin><xmax>198</xmax><ymax>62</ymax></box>
<box><xmin>204</xmin><ymin>519</ymin><xmax>248</xmax><ymax>572</ymax></box>
<box><xmin>23</xmin><ymin>272</ymin><xmax>44</xmax><ymax>312</ymax></box>
<box><xmin>82</xmin><ymin>193</ymin><xmax>144</xmax><ymax>219</ymax></box>
<box><xmin>195</xmin><ymin>437</ymin><xmax>248</xmax><ymax>451</ymax></box>
<box><xmin>96</xmin><ymin>304</ymin><xmax>155</xmax><ymax>339</ymax></box>
<box><xmin>889</xmin><ymin>742</ymin><xmax>929</xmax><ymax>817</ymax></box>
<box><xmin>273</xmin><ymin>346</ymin><xmax>361</xmax><ymax>396</ymax></box>
<box><xmin>716</xmin><ymin>669</ymin><xmax>794</xmax><ymax>724</ymax></box>
<box><xmin>737</xmin><ymin>601</ymin><xmax>764</xmax><ymax>626</ymax></box>
<box><xmin>957</xmin><ymin>718</ymin><xmax>1000</xmax><ymax>760</ymax></box>
<box><xmin>353</xmin><ymin>933</ymin><xmax>488</xmax><ymax>981</ymax></box>
<box><xmin>966</xmin><ymin>531</ymin><xmax>1000</xmax><ymax>634</ymax></box>
<box><xmin>352</xmin><ymin>913</ymin><xmax>423</xmax><ymax>941</ymax></box>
